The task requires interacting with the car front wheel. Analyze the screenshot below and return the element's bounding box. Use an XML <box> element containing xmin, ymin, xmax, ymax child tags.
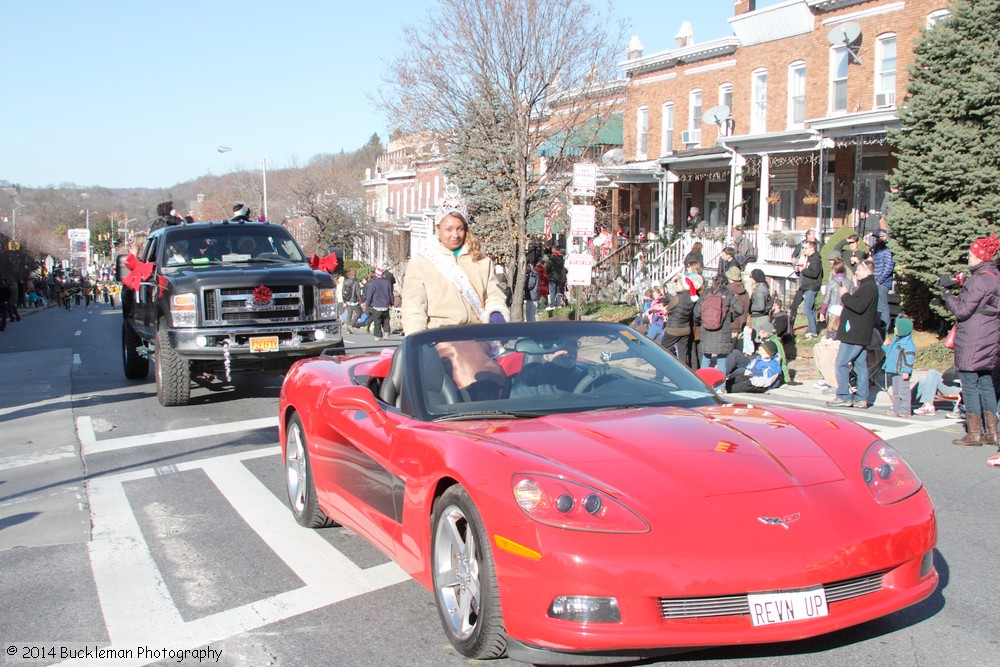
<box><xmin>431</xmin><ymin>486</ymin><xmax>506</xmax><ymax>659</ymax></box>
<box><xmin>285</xmin><ymin>414</ymin><xmax>332</xmax><ymax>528</ymax></box>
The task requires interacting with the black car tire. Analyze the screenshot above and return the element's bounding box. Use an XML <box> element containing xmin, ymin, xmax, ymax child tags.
<box><xmin>155</xmin><ymin>318</ymin><xmax>191</xmax><ymax>406</ymax></box>
<box><xmin>431</xmin><ymin>485</ymin><xmax>507</xmax><ymax>660</ymax></box>
<box><xmin>122</xmin><ymin>321</ymin><xmax>149</xmax><ymax>379</ymax></box>
<box><xmin>284</xmin><ymin>413</ymin><xmax>333</xmax><ymax>528</ymax></box>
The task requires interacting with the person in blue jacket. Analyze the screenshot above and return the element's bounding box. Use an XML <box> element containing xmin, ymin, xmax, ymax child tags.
<box><xmin>882</xmin><ymin>316</ymin><xmax>916</xmax><ymax>417</ymax></box>
<box><xmin>727</xmin><ymin>340</ymin><xmax>782</xmax><ymax>393</ymax></box>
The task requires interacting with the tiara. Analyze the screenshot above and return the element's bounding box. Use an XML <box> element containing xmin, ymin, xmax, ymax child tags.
<box><xmin>436</xmin><ymin>183</ymin><xmax>468</xmax><ymax>224</ymax></box>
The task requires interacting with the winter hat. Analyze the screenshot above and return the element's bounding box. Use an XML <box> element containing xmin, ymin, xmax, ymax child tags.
<box><xmin>970</xmin><ymin>234</ymin><xmax>999</xmax><ymax>261</ymax></box>
<box><xmin>750</xmin><ymin>268</ymin><xmax>766</xmax><ymax>283</ymax></box>
<box><xmin>759</xmin><ymin>340</ymin><xmax>778</xmax><ymax>357</ymax></box>
<box><xmin>232</xmin><ymin>203</ymin><xmax>250</xmax><ymax>219</ymax></box>
<box><xmin>894</xmin><ymin>316</ymin><xmax>913</xmax><ymax>337</ymax></box>
<box><xmin>726</xmin><ymin>266</ymin><xmax>742</xmax><ymax>283</ymax></box>
<box><xmin>375</xmin><ymin>267</ymin><xmax>384</xmax><ymax>278</ymax></box>
<box><xmin>684</xmin><ymin>273</ymin><xmax>703</xmax><ymax>302</ymax></box>
<box><xmin>757</xmin><ymin>321</ymin><xmax>775</xmax><ymax>335</ymax></box>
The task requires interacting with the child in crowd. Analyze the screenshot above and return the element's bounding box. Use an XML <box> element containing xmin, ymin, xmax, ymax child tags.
<box><xmin>883</xmin><ymin>316</ymin><xmax>917</xmax><ymax>417</ymax></box>
<box><xmin>728</xmin><ymin>340</ymin><xmax>782</xmax><ymax>393</ymax></box>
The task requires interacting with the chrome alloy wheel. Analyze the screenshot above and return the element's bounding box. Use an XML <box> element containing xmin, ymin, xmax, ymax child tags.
<box><xmin>285</xmin><ymin>420</ymin><xmax>307</xmax><ymax>516</ymax></box>
<box><xmin>434</xmin><ymin>504</ymin><xmax>482</xmax><ymax>640</ymax></box>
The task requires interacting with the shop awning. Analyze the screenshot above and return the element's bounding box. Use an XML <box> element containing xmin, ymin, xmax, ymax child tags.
<box><xmin>536</xmin><ymin>112</ymin><xmax>624</xmax><ymax>158</ymax></box>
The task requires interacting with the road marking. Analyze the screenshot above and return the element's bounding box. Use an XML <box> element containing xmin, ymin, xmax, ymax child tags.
<box><xmin>73</xmin><ymin>353</ymin><xmax>82</xmax><ymax>365</ymax></box>
<box><xmin>74</xmin><ymin>330</ymin><xmax>82</xmax><ymax>336</ymax></box>
<box><xmin>81</xmin><ymin>446</ymin><xmax>408</xmax><ymax>660</ymax></box>
<box><xmin>79</xmin><ymin>416</ymin><xmax>278</xmax><ymax>455</ymax></box>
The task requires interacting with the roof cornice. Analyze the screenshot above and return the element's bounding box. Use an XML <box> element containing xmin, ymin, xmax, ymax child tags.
<box><xmin>621</xmin><ymin>37</ymin><xmax>741</xmax><ymax>76</ymax></box>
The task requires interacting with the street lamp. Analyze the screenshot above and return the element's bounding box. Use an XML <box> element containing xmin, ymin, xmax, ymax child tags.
<box><xmin>11</xmin><ymin>203</ymin><xmax>24</xmax><ymax>242</ymax></box>
<box><xmin>217</xmin><ymin>145</ymin><xmax>268</xmax><ymax>221</ymax></box>
<box><xmin>119</xmin><ymin>218</ymin><xmax>137</xmax><ymax>249</ymax></box>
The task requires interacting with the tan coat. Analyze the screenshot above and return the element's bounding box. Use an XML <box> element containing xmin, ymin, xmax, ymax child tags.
<box><xmin>401</xmin><ymin>236</ymin><xmax>510</xmax><ymax>335</ymax></box>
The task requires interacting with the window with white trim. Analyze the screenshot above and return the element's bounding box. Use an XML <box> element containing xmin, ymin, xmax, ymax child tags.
<box><xmin>788</xmin><ymin>61</ymin><xmax>806</xmax><ymax>128</ymax></box>
<box><xmin>719</xmin><ymin>83</ymin><xmax>733</xmax><ymax>112</ymax></box>
<box><xmin>661</xmin><ymin>102</ymin><xmax>674</xmax><ymax>155</ymax></box>
<box><xmin>927</xmin><ymin>9</ymin><xmax>950</xmax><ymax>27</ymax></box>
<box><xmin>636</xmin><ymin>106</ymin><xmax>649</xmax><ymax>160</ymax></box>
<box><xmin>874</xmin><ymin>34</ymin><xmax>897</xmax><ymax>108</ymax></box>
<box><xmin>830</xmin><ymin>46</ymin><xmax>849</xmax><ymax>114</ymax></box>
<box><xmin>687</xmin><ymin>89</ymin><xmax>702</xmax><ymax>145</ymax></box>
<box><xmin>751</xmin><ymin>69</ymin><xmax>767</xmax><ymax>134</ymax></box>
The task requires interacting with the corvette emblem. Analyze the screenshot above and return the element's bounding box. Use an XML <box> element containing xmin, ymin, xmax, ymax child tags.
<box><xmin>758</xmin><ymin>513</ymin><xmax>801</xmax><ymax>529</ymax></box>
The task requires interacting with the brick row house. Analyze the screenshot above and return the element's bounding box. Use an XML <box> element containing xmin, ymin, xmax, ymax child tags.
<box><xmin>363</xmin><ymin>0</ymin><xmax>951</xmax><ymax>288</ymax></box>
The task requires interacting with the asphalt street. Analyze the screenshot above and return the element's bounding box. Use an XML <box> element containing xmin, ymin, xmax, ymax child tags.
<box><xmin>1</xmin><ymin>302</ymin><xmax>999</xmax><ymax>666</ymax></box>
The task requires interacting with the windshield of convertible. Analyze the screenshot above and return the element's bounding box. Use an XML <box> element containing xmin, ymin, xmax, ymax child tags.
<box><xmin>157</xmin><ymin>224</ymin><xmax>306</xmax><ymax>267</ymax></box>
<box><xmin>402</xmin><ymin>322</ymin><xmax>718</xmax><ymax>421</ymax></box>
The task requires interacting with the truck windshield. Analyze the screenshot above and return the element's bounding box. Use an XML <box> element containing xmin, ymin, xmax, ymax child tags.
<box><xmin>162</xmin><ymin>227</ymin><xmax>306</xmax><ymax>266</ymax></box>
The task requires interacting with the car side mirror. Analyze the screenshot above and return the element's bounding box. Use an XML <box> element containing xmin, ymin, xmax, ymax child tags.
<box><xmin>325</xmin><ymin>385</ymin><xmax>387</xmax><ymax>427</ymax></box>
<box><xmin>695</xmin><ymin>367</ymin><xmax>726</xmax><ymax>389</ymax></box>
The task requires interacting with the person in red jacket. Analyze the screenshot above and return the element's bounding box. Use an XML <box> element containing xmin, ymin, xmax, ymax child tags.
<box><xmin>535</xmin><ymin>261</ymin><xmax>550</xmax><ymax>310</ymax></box>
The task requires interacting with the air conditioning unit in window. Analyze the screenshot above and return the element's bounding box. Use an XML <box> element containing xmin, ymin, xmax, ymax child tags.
<box><xmin>681</xmin><ymin>129</ymin><xmax>701</xmax><ymax>145</ymax></box>
<box><xmin>875</xmin><ymin>91</ymin><xmax>896</xmax><ymax>108</ymax></box>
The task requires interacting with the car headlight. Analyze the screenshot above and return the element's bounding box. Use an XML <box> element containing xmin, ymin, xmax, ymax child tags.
<box><xmin>512</xmin><ymin>473</ymin><xmax>649</xmax><ymax>533</ymax></box>
<box><xmin>317</xmin><ymin>288</ymin><xmax>337</xmax><ymax>319</ymax></box>
<box><xmin>170</xmin><ymin>293</ymin><xmax>197</xmax><ymax>327</ymax></box>
<box><xmin>861</xmin><ymin>440</ymin><xmax>922</xmax><ymax>504</ymax></box>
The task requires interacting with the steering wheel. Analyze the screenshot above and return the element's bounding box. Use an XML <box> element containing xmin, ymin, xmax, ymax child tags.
<box><xmin>572</xmin><ymin>366</ymin><xmax>632</xmax><ymax>394</ymax></box>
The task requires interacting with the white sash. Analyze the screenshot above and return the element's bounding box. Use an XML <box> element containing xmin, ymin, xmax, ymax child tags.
<box><xmin>421</xmin><ymin>248</ymin><xmax>486</xmax><ymax>322</ymax></box>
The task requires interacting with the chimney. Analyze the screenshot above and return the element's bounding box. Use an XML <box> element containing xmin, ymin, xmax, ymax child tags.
<box><xmin>734</xmin><ymin>0</ymin><xmax>757</xmax><ymax>16</ymax></box>
<box><xmin>675</xmin><ymin>21</ymin><xmax>694</xmax><ymax>48</ymax></box>
<box><xmin>626</xmin><ymin>35</ymin><xmax>644</xmax><ymax>61</ymax></box>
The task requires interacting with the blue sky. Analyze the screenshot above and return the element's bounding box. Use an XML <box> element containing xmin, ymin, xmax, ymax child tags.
<box><xmin>1</xmin><ymin>0</ymin><xmax>764</xmax><ymax>189</ymax></box>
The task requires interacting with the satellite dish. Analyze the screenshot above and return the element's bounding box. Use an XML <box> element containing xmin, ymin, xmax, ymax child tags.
<box><xmin>602</xmin><ymin>148</ymin><xmax>625</xmax><ymax>165</ymax></box>
<box><xmin>702</xmin><ymin>105</ymin><xmax>731</xmax><ymax>127</ymax></box>
<box><xmin>827</xmin><ymin>22</ymin><xmax>863</xmax><ymax>63</ymax></box>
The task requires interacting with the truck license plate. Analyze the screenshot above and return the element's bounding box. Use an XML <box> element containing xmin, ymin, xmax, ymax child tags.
<box><xmin>249</xmin><ymin>336</ymin><xmax>279</xmax><ymax>353</ymax></box>
<box><xmin>747</xmin><ymin>586</ymin><xmax>828</xmax><ymax>626</ymax></box>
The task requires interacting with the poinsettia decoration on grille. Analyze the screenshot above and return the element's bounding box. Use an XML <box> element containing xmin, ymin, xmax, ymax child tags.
<box><xmin>252</xmin><ymin>285</ymin><xmax>273</xmax><ymax>305</ymax></box>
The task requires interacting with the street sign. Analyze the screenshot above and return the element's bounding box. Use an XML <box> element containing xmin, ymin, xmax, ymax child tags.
<box><xmin>566</xmin><ymin>252</ymin><xmax>594</xmax><ymax>286</ymax></box>
<box><xmin>572</xmin><ymin>163</ymin><xmax>598</xmax><ymax>197</ymax></box>
<box><xmin>569</xmin><ymin>204</ymin><xmax>596</xmax><ymax>237</ymax></box>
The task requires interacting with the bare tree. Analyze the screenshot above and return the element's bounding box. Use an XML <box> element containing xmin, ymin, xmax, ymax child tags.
<box><xmin>379</xmin><ymin>0</ymin><xmax>626</xmax><ymax>319</ymax></box>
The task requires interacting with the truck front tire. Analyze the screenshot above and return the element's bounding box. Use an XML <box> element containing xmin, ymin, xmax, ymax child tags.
<box><xmin>155</xmin><ymin>319</ymin><xmax>191</xmax><ymax>406</ymax></box>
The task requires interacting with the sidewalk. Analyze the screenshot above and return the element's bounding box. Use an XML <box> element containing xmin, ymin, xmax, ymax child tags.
<box><xmin>0</xmin><ymin>315</ymin><xmax>90</xmax><ymax>549</ymax></box>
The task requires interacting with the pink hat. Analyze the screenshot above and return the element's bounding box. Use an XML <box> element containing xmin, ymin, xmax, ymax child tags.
<box><xmin>375</xmin><ymin>267</ymin><xmax>384</xmax><ymax>277</ymax></box>
<box><xmin>970</xmin><ymin>234</ymin><xmax>999</xmax><ymax>261</ymax></box>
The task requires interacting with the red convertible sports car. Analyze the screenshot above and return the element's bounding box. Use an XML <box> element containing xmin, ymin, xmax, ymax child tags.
<box><xmin>278</xmin><ymin>321</ymin><xmax>937</xmax><ymax>664</ymax></box>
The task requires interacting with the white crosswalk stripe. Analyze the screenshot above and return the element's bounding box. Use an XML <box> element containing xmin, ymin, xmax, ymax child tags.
<box><xmin>68</xmin><ymin>423</ymin><xmax>409</xmax><ymax>666</ymax></box>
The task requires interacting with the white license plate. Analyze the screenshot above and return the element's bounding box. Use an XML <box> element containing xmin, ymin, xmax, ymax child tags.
<box><xmin>249</xmin><ymin>336</ymin><xmax>279</xmax><ymax>353</ymax></box>
<box><xmin>747</xmin><ymin>586</ymin><xmax>828</xmax><ymax>626</ymax></box>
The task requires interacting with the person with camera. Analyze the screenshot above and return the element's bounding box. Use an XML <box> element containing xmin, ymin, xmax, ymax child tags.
<box><xmin>942</xmin><ymin>234</ymin><xmax>1000</xmax><ymax>451</ymax></box>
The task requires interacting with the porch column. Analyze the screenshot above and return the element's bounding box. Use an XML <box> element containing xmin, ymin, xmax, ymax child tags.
<box><xmin>758</xmin><ymin>153</ymin><xmax>771</xmax><ymax>231</ymax></box>
<box><xmin>729</xmin><ymin>153</ymin><xmax>746</xmax><ymax>232</ymax></box>
<box><xmin>665</xmin><ymin>170</ymin><xmax>677</xmax><ymax>233</ymax></box>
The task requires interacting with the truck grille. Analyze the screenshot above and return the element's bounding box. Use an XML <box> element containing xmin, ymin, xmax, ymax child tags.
<box><xmin>202</xmin><ymin>285</ymin><xmax>308</xmax><ymax>325</ymax></box>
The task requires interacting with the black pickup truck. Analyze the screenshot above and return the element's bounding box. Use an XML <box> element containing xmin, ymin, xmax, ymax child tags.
<box><xmin>118</xmin><ymin>221</ymin><xmax>344</xmax><ymax>406</ymax></box>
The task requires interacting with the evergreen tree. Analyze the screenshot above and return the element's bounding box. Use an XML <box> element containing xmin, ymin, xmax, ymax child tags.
<box><xmin>888</xmin><ymin>0</ymin><xmax>1000</xmax><ymax>324</ymax></box>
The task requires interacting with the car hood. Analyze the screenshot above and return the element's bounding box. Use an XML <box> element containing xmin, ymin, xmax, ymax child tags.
<box><xmin>442</xmin><ymin>404</ymin><xmax>847</xmax><ymax>500</ymax></box>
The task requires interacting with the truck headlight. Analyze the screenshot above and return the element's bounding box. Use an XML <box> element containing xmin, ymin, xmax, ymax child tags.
<box><xmin>171</xmin><ymin>294</ymin><xmax>197</xmax><ymax>327</ymax></box>
<box><xmin>318</xmin><ymin>288</ymin><xmax>337</xmax><ymax>319</ymax></box>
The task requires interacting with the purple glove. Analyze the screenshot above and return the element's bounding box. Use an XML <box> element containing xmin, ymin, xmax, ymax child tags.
<box><xmin>488</xmin><ymin>312</ymin><xmax>506</xmax><ymax>324</ymax></box>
